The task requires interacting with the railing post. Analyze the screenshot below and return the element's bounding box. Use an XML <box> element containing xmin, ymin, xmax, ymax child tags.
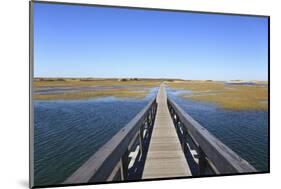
<box><xmin>181</xmin><ymin>127</ymin><xmax>187</xmax><ymax>153</ymax></box>
<box><xmin>144</xmin><ymin>116</ymin><xmax>148</xmax><ymax>130</ymax></box>
<box><xmin>146</xmin><ymin>111</ymin><xmax>150</xmax><ymax>128</ymax></box>
<box><xmin>121</xmin><ymin>149</ymin><xmax>129</xmax><ymax>180</ymax></box>
<box><xmin>153</xmin><ymin>102</ymin><xmax>156</xmax><ymax>119</ymax></box>
<box><xmin>139</xmin><ymin>124</ymin><xmax>144</xmax><ymax>157</ymax></box>
<box><xmin>198</xmin><ymin>147</ymin><xmax>207</xmax><ymax>175</ymax></box>
<box><xmin>149</xmin><ymin>109</ymin><xmax>152</xmax><ymax>127</ymax></box>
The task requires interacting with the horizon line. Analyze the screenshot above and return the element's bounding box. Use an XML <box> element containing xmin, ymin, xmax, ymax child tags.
<box><xmin>33</xmin><ymin>76</ymin><xmax>268</xmax><ymax>82</ymax></box>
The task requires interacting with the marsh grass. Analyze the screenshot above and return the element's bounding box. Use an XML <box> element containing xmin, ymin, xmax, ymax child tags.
<box><xmin>167</xmin><ymin>80</ymin><xmax>225</xmax><ymax>91</ymax></box>
<box><xmin>167</xmin><ymin>81</ymin><xmax>268</xmax><ymax>111</ymax></box>
<box><xmin>33</xmin><ymin>79</ymin><xmax>161</xmax><ymax>100</ymax></box>
<box><xmin>33</xmin><ymin>79</ymin><xmax>161</xmax><ymax>88</ymax></box>
<box><xmin>33</xmin><ymin>88</ymin><xmax>148</xmax><ymax>100</ymax></box>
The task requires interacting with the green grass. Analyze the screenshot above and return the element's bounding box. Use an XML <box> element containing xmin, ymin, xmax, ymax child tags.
<box><xmin>167</xmin><ymin>81</ymin><xmax>268</xmax><ymax>111</ymax></box>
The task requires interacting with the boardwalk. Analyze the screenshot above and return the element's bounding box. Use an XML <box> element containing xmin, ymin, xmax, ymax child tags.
<box><xmin>142</xmin><ymin>84</ymin><xmax>192</xmax><ymax>179</ymax></box>
<box><xmin>64</xmin><ymin>84</ymin><xmax>256</xmax><ymax>184</ymax></box>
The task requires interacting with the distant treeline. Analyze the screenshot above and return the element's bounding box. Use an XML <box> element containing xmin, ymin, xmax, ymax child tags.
<box><xmin>33</xmin><ymin>77</ymin><xmax>186</xmax><ymax>82</ymax></box>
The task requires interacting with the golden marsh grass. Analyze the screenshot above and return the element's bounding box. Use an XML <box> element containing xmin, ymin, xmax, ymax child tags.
<box><xmin>167</xmin><ymin>81</ymin><xmax>268</xmax><ymax>111</ymax></box>
<box><xmin>33</xmin><ymin>78</ymin><xmax>161</xmax><ymax>100</ymax></box>
<box><xmin>33</xmin><ymin>88</ymin><xmax>148</xmax><ymax>100</ymax></box>
<box><xmin>33</xmin><ymin>78</ymin><xmax>161</xmax><ymax>88</ymax></box>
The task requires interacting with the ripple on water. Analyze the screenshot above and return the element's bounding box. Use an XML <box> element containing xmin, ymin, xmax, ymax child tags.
<box><xmin>34</xmin><ymin>91</ymin><xmax>157</xmax><ymax>186</ymax></box>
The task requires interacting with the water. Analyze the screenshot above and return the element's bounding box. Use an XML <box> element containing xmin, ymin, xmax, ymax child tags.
<box><xmin>34</xmin><ymin>85</ymin><xmax>148</xmax><ymax>95</ymax></box>
<box><xmin>34</xmin><ymin>86</ymin><xmax>268</xmax><ymax>186</ymax></box>
<box><xmin>33</xmin><ymin>89</ymin><xmax>157</xmax><ymax>186</ymax></box>
<box><xmin>167</xmin><ymin>89</ymin><xmax>268</xmax><ymax>172</ymax></box>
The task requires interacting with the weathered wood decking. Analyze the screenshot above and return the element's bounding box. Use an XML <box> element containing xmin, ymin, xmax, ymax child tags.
<box><xmin>142</xmin><ymin>84</ymin><xmax>192</xmax><ymax>179</ymax></box>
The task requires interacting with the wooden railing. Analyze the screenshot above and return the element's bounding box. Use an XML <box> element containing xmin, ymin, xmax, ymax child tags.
<box><xmin>64</xmin><ymin>97</ymin><xmax>157</xmax><ymax>184</ymax></box>
<box><xmin>167</xmin><ymin>97</ymin><xmax>257</xmax><ymax>175</ymax></box>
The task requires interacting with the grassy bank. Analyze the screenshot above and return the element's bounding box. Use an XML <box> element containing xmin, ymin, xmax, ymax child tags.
<box><xmin>167</xmin><ymin>80</ymin><xmax>268</xmax><ymax>111</ymax></box>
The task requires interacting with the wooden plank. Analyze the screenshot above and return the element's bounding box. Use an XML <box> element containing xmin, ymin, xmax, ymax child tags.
<box><xmin>167</xmin><ymin>98</ymin><xmax>257</xmax><ymax>174</ymax></box>
<box><xmin>142</xmin><ymin>84</ymin><xmax>192</xmax><ymax>179</ymax></box>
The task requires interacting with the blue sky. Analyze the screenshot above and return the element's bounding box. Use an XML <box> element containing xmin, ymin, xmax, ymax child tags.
<box><xmin>34</xmin><ymin>2</ymin><xmax>268</xmax><ymax>80</ymax></box>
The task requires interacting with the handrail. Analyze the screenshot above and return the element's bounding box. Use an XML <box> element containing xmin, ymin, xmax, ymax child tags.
<box><xmin>63</xmin><ymin>97</ymin><xmax>157</xmax><ymax>184</ymax></box>
<box><xmin>167</xmin><ymin>97</ymin><xmax>257</xmax><ymax>174</ymax></box>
